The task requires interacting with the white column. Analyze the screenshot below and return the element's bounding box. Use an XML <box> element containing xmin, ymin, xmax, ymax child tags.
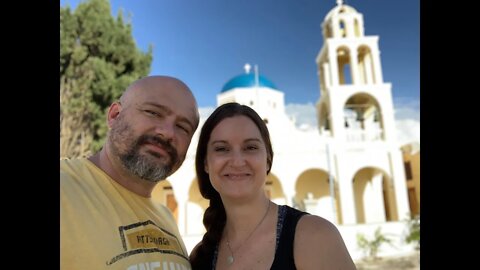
<box><xmin>329</xmin><ymin>97</ymin><xmax>346</xmax><ymax>141</ymax></box>
<box><xmin>335</xmin><ymin>155</ymin><xmax>357</xmax><ymax>224</ymax></box>
<box><xmin>389</xmin><ymin>151</ymin><xmax>410</xmax><ymax>220</ymax></box>
<box><xmin>378</xmin><ymin>90</ymin><xmax>395</xmax><ymax>142</ymax></box>
<box><xmin>349</xmin><ymin>44</ymin><xmax>360</xmax><ymax>85</ymax></box>
<box><xmin>371</xmin><ymin>40</ymin><xmax>384</xmax><ymax>83</ymax></box>
<box><xmin>364</xmin><ymin>52</ymin><xmax>374</xmax><ymax>84</ymax></box>
<box><xmin>328</xmin><ymin>41</ymin><xmax>340</xmax><ymax>86</ymax></box>
<box><xmin>338</xmin><ymin>177</ymin><xmax>356</xmax><ymax>224</ymax></box>
<box><xmin>323</xmin><ymin>62</ymin><xmax>331</xmax><ymax>87</ymax></box>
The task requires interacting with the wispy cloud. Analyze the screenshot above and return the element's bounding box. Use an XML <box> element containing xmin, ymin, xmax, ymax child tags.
<box><xmin>393</xmin><ymin>98</ymin><xmax>420</xmax><ymax>145</ymax></box>
<box><xmin>393</xmin><ymin>98</ymin><xmax>420</xmax><ymax>121</ymax></box>
<box><xmin>395</xmin><ymin>119</ymin><xmax>420</xmax><ymax>146</ymax></box>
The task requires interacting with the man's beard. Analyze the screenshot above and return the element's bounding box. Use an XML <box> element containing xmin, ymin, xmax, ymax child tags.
<box><xmin>109</xmin><ymin>117</ymin><xmax>181</xmax><ymax>183</ymax></box>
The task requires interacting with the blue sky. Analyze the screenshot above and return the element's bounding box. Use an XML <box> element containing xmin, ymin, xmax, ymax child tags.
<box><xmin>60</xmin><ymin>0</ymin><xmax>420</xmax><ymax>144</ymax></box>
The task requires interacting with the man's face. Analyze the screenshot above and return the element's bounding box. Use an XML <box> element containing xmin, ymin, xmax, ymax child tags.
<box><xmin>107</xmin><ymin>77</ymin><xmax>199</xmax><ymax>182</ymax></box>
<box><xmin>109</xmin><ymin>113</ymin><xmax>179</xmax><ymax>182</ymax></box>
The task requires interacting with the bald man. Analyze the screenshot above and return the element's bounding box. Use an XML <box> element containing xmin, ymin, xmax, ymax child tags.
<box><xmin>61</xmin><ymin>76</ymin><xmax>200</xmax><ymax>270</ymax></box>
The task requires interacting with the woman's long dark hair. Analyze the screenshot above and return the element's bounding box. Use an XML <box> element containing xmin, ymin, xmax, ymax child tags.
<box><xmin>189</xmin><ymin>102</ymin><xmax>274</xmax><ymax>269</ymax></box>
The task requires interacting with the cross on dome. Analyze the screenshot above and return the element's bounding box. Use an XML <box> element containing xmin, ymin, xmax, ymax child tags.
<box><xmin>244</xmin><ymin>63</ymin><xmax>252</xmax><ymax>74</ymax></box>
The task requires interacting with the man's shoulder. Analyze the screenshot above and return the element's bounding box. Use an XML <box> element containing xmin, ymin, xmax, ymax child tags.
<box><xmin>60</xmin><ymin>157</ymin><xmax>91</xmax><ymax>184</ymax></box>
<box><xmin>60</xmin><ymin>157</ymin><xmax>88</xmax><ymax>170</ymax></box>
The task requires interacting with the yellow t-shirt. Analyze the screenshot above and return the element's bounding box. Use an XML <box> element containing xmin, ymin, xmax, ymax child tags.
<box><xmin>60</xmin><ymin>158</ymin><xmax>191</xmax><ymax>270</ymax></box>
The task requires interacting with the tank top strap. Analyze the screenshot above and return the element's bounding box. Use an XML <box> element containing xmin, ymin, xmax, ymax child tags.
<box><xmin>271</xmin><ymin>205</ymin><xmax>308</xmax><ymax>270</ymax></box>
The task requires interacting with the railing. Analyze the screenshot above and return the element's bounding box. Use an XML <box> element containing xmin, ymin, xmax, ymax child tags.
<box><xmin>346</xmin><ymin>129</ymin><xmax>383</xmax><ymax>142</ymax></box>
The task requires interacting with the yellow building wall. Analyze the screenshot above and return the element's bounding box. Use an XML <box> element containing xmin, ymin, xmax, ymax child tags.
<box><xmin>401</xmin><ymin>143</ymin><xmax>420</xmax><ymax>217</ymax></box>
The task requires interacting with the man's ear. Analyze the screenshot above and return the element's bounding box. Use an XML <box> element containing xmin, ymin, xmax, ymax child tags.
<box><xmin>107</xmin><ymin>102</ymin><xmax>122</xmax><ymax>128</ymax></box>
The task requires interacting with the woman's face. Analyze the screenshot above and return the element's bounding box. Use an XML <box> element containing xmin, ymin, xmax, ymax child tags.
<box><xmin>205</xmin><ymin>115</ymin><xmax>269</xmax><ymax>201</ymax></box>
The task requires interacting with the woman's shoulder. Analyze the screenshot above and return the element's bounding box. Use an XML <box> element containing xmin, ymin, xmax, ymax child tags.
<box><xmin>294</xmin><ymin>214</ymin><xmax>357</xmax><ymax>269</ymax></box>
<box><xmin>297</xmin><ymin>214</ymin><xmax>339</xmax><ymax>236</ymax></box>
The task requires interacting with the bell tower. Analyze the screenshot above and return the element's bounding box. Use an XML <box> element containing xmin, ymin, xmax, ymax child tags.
<box><xmin>316</xmin><ymin>1</ymin><xmax>410</xmax><ymax>224</ymax></box>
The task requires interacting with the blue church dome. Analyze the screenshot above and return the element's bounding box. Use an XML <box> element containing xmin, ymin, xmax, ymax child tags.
<box><xmin>221</xmin><ymin>73</ymin><xmax>278</xmax><ymax>93</ymax></box>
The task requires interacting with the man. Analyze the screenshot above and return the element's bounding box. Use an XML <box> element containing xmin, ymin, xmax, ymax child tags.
<box><xmin>61</xmin><ymin>76</ymin><xmax>200</xmax><ymax>270</ymax></box>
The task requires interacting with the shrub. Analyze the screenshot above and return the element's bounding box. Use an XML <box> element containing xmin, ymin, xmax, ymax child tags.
<box><xmin>357</xmin><ymin>227</ymin><xmax>394</xmax><ymax>260</ymax></box>
<box><xmin>405</xmin><ymin>214</ymin><xmax>420</xmax><ymax>250</ymax></box>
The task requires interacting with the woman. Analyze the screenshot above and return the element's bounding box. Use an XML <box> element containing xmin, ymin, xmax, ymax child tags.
<box><xmin>189</xmin><ymin>102</ymin><xmax>356</xmax><ymax>269</ymax></box>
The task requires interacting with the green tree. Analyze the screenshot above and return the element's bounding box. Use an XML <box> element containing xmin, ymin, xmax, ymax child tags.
<box><xmin>60</xmin><ymin>0</ymin><xmax>152</xmax><ymax>158</ymax></box>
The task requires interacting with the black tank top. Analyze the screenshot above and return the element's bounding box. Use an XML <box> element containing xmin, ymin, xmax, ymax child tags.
<box><xmin>211</xmin><ymin>205</ymin><xmax>308</xmax><ymax>270</ymax></box>
<box><xmin>270</xmin><ymin>205</ymin><xmax>308</xmax><ymax>270</ymax></box>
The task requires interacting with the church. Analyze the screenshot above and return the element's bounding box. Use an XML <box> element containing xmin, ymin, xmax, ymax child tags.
<box><xmin>151</xmin><ymin>1</ymin><xmax>419</xmax><ymax>259</ymax></box>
